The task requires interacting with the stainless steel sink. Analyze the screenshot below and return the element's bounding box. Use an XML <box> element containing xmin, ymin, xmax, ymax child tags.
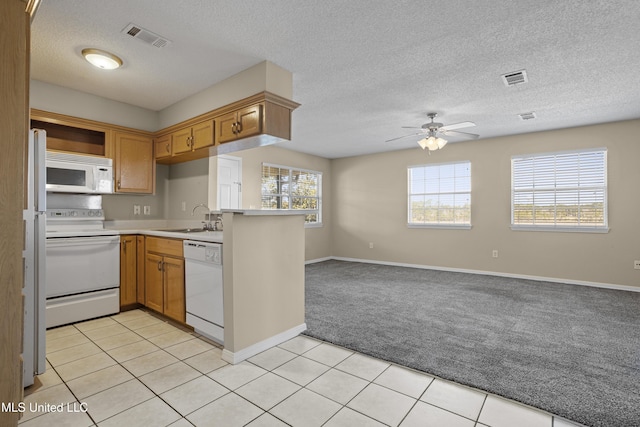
<box><xmin>157</xmin><ymin>228</ymin><xmax>215</xmax><ymax>233</ymax></box>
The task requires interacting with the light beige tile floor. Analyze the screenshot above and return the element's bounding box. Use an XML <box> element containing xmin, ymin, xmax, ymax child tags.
<box><xmin>20</xmin><ymin>309</ymin><xmax>586</xmax><ymax>427</ymax></box>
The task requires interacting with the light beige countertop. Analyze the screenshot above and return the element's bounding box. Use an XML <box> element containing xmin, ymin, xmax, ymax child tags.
<box><xmin>103</xmin><ymin>209</ymin><xmax>308</xmax><ymax>243</ymax></box>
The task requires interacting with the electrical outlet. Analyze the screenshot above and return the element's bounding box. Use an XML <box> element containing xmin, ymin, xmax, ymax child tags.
<box><xmin>492</xmin><ymin>250</ymin><xmax>499</xmax><ymax>258</ymax></box>
<box><xmin>634</xmin><ymin>260</ymin><xmax>640</xmax><ymax>270</ymax></box>
<box><xmin>143</xmin><ymin>206</ymin><xmax>151</xmax><ymax>215</ymax></box>
<box><xmin>133</xmin><ymin>205</ymin><xmax>141</xmax><ymax>215</ymax></box>
<box><xmin>369</xmin><ymin>242</ymin><xmax>374</xmax><ymax>249</ymax></box>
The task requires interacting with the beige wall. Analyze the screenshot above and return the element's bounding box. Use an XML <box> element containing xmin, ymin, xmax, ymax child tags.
<box><xmin>158</xmin><ymin>61</ymin><xmax>293</xmax><ymax>129</ymax></box>
<box><xmin>30</xmin><ymin>80</ymin><xmax>159</xmax><ymax>131</ymax></box>
<box><xmin>166</xmin><ymin>159</ymin><xmax>210</xmax><ymax>220</ymax></box>
<box><xmin>225</xmin><ymin>145</ymin><xmax>332</xmax><ymax>261</ymax></box>
<box><xmin>331</xmin><ymin>119</ymin><xmax>640</xmax><ymax>289</ymax></box>
<box><xmin>222</xmin><ymin>213</ymin><xmax>305</xmax><ymax>352</ymax></box>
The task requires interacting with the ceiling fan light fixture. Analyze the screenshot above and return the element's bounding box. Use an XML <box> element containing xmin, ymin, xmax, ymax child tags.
<box><xmin>82</xmin><ymin>48</ymin><xmax>123</xmax><ymax>70</ymax></box>
<box><xmin>418</xmin><ymin>136</ymin><xmax>448</xmax><ymax>151</ymax></box>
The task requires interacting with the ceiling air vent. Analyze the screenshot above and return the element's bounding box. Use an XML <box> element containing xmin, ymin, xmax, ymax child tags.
<box><xmin>518</xmin><ymin>111</ymin><xmax>537</xmax><ymax>121</ymax></box>
<box><xmin>121</xmin><ymin>23</ymin><xmax>171</xmax><ymax>48</ymax></box>
<box><xmin>501</xmin><ymin>70</ymin><xmax>528</xmax><ymax>87</ymax></box>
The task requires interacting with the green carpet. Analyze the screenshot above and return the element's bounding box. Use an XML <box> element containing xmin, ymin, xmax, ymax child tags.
<box><xmin>303</xmin><ymin>260</ymin><xmax>640</xmax><ymax>427</ymax></box>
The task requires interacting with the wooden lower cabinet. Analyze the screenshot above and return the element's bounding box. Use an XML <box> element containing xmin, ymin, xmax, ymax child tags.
<box><xmin>144</xmin><ymin>237</ymin><xmax>185</xmax><ymax>323</ymax></box>
<box><xmin>145</xmin><ymin>252</ymin><xmax>164</xmax><ymax>313</ymax></box>
<box><xmin>162</xmin><ymin>257</ymin><xmax>185</xmax><ymax>322</ymax></box>
<box><xmin>136</xmin><ymin>235</ymin><xmax>145</xmax><ymax>304</ymax></box>
<box><xmin>120</xmin><ymin>235</ymin><xmax>139</xmax><ymax>308</ymax></box>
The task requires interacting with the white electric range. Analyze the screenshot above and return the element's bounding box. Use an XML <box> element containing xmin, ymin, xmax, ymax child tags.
<box><xmin>45</xmin><ymin>201</ymin><xmax>120</xmax><ymax>328</ymax></box>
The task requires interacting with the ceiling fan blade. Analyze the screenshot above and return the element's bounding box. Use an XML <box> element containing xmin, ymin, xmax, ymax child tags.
<box><xmin>401</xmin><ymin>126</ymin><xmax>422</xmax><ymax>129</ymax></box>
<box><xmin>441</xmin><ymin>129</ymin><xmax>480</xmax><ymax>139</ymax></box>
<box><xmin>385</xmin><ymin>132</ymin><xmax>424</xmax><ymax>142</ymax></box>
<box><xmin>440</xmin><ymin>121</ymin><xmax>476</xmax><ymax>131</ymax></box>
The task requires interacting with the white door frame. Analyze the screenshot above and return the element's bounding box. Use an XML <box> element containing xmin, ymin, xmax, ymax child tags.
<box><xmin>215</xmin><ymin>154</ymin><xmax>242</xmax><ymax>210</ymax></box>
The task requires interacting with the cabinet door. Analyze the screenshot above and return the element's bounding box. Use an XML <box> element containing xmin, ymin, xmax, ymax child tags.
<box><xmin>120</xmin><ymin>235</ymin><xmax>138</xmax><ymax>307</ymax></box>
<box><xmin>237</xmin><ymin>104</ymin><xmax>262</xmax><ymax>139</ymax></box>
<box><xmin>214</xmin><ymin>111</ymin><xmax>239</xmax><ymax>144</ymax></box>
<box><xmin>172</xmin><ymin>127</ymin><xmax>193</xmax><ymax>155</ymax></box>
<box><xmin>136</xmin><ymin>235</ymin><xmax>145</xmax><ymax>304</ymax></box>
<box><xmin>191</xmin><ymin>121</ymin><xmax>214</xmax><ymax>150</ymax></box>
<box><xmin>145</xmin><ymin>252</ymin><xmax>164</xmax><ymax>314</ymax></box>
<box><xmin>114</xmin><ymin>132</ymin><xmax>155</xmax><ymax>194</ymax></box>
<box><xmin>163</xmin><ymin>256</ymin><xmax>185</xmax><ymax>322</ymax></box>
<box><xmin>154</xmin><ymin>134</ymin><xmax>172</xmax><ymax>159</ymax></box>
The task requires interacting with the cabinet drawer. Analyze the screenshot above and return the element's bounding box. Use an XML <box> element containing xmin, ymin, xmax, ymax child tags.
<box><xmin>146</xmin><ymin>236</ymin><xmax>183</xmax><ymax>258</ymax></box>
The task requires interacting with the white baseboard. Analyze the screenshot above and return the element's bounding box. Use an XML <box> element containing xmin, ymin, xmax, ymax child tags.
<box><xmin>330</xmin><ymin>256</ymin><xmax>640</xmax><ymax>293</ymax></box>
<box><xmin>221</xmin><ymin>323</ymin><xmax>307</xmax><ymax>364</ymax></box>
<box><xmin>306</xmin><ymin>257</ymin><xmax>332</xmax><ymax>265</ymax></box>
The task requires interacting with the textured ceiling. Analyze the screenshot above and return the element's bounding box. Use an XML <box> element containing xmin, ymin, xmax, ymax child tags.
<box><xmin>31</xmin><ymin>0</ymin><xmax>640</xmax><ymax>158</ymax></box>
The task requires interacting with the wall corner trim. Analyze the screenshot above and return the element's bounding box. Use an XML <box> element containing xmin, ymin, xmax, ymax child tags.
<box><xmin>221</xmin><ymin>323</ymin><xmax>307</xmax><ymax>365</ymax></box>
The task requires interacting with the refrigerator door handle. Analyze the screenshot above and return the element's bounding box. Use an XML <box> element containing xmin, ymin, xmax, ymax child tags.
<box><xmin>34</xmin><ymin>129</ymin><xmax>47</xmax><ymax>213</ymax></box>
<box><xmin>35</xmin><ymin>211</ymin><xmax>46</xmax><ymax>374</ymax></box>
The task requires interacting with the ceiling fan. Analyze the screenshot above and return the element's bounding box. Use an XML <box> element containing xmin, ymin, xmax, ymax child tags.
<box><xmin>386</xmin><ymin>113</ymin><xmax>479</xmax><ymax>151</ymax></box>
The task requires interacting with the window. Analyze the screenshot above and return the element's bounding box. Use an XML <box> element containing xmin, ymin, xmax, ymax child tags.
<box><xmin>511</xmin><ymin>148</ymin><xmax>607</xmax><ymax>231</ymax></box>
<box><xmin>261</xmin><ymin>163</ymin><xmax>322</xmax><ymax>225</ymax></box>
<box><xmin>408</xmin><ymin>161</ymin><xmax>471</xmax><ymax>228</ymax></box>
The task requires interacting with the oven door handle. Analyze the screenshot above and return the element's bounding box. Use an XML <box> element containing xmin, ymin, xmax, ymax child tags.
<box><xmin>46</xmin><ymin>235</ymin><xmax>120</xmax><ymax>247</ymax></box>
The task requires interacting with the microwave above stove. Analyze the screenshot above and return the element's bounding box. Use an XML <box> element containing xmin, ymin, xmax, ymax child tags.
<box><xmin>46</xmin><ymin>151</ymin><xmax>114</xmax><ymax>194</ymax></box>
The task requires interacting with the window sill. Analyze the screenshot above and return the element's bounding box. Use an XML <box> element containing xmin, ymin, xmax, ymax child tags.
<box><xmin>408</xmin><ymin>223</ymin><xmax>472</xmax><ymax>230</ymax></box>
<box><xmin>304</xmin><ymin>222</ymin><xmax>323</xmax><ymax>229</ymax></box>
<box><xmin>510</xmin><ymin>225</ymin><xmax>609</xmax><ymax>233</ymax></box>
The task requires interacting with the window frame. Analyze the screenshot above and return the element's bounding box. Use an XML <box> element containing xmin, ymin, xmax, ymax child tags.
<box><xmin>261</xmin><ymin>162</ymin><xmax>323</xmax><ymax>227</ymax></box>
<box><xmin>510</xmin><ymin>148</ymin><xmax>608</xmax><ymax>233</ymax></box>
<box><xmin>407</xmin><ymin>161</ymin><xmax>472</xmax><ymax>230</ymax></box>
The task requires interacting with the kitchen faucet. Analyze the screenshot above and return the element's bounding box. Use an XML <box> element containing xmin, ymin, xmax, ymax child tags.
<box><xmin>192</xmin><ymin>203</ymin><xmax>214</xmax><ymax>230</ymax></box>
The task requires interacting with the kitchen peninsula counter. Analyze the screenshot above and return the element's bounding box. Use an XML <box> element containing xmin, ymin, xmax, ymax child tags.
<box><xmin>106</xmin><ymin>210</ymin><xmax>307</xmax><ymax>364</ymax></box>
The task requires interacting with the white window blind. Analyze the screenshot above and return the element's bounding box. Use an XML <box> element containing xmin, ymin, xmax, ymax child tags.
<box><xmin>408</xmin><ymin>161</ymin><xmax>471</xmax><ymax>228</ymax></box>
<box><xmin>511</xmin><ymin>148</ymin><xmax>607</xmax><ymax>231</ymax></box>
<box><xmin>261</xmin><ymin>163</ymin><xmax>322</xmax><ymax>224</ymax></box>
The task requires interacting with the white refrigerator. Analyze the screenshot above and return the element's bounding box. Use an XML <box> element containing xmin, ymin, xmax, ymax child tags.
<box><xmin>23</xmin><ymin>129</ymin><xmax>47</xmax><ymax>387</ymax></box>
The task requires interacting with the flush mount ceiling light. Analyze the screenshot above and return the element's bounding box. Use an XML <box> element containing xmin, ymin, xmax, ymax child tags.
<box><xmin>81</xmin><ymin>48</ymin><xmax>123</xmax><ymax>70</ymax></box>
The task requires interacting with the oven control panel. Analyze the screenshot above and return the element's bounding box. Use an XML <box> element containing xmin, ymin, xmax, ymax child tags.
<box><xmin>47</xmin><ymin>208</ymin><xmax>105</xmax><ymax>220</ymax></box>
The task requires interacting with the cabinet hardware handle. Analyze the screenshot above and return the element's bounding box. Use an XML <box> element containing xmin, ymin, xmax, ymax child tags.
<box><xmin>236</xmin><ymin>121</ymin><xmax>242</xmax><ymax>134</ymax></box>
<box><xmin>157</xmin><ymin>260</ymin><xmax>163</xmax><ymax>271</ymax></box>
<box><xmin>117</xmin><ymin>180</ymin><xmax>121</xmax><ymax>189</ymax></box>
<box><xmin>165</xmin><ymin>143</ymin><xmax>170</xmax><ymax>153</ymax></box>
<box><xmin>231</xmin><ymin>122</ymin><xmax>237</xmax><ymax>134</ymax></box>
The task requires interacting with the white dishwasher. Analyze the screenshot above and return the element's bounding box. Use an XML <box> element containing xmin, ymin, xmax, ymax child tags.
<box><xmin>184</xmin><ymin>240</ymin><xmax>223</xmax><ymax>344</ymax></box>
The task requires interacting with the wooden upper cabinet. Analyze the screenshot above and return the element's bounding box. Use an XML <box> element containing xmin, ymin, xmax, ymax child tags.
<box><xmin>114</xmin><ymin>131</ymin><xmax>155</xmax><ymax>194</ymax></box>
<box><xmin>171</xmin><ymin>120</ymin><xmax>214</xmax><ymax>156</ymax></box>
<box><xmin>191</xmin><ymin>120</ymin><xmax>214</xmax><ymax>150</ymax></box>
<box><xmin>30</xmin><ymin>111</ymin><xmax>111</xmax><ymax>157</ymax></box>
<box><xmin>154</xmin><ymin>133</ymin><xmax>172</xmax><ymax>160</ymax></box>
<box><xmin>171</xmin><ymin>127</ymin><xmax>193</xmax><ymax>156</ymax></box>
<box><xmin>215</xmin><ymin>104</ymin><xmax>262</xmax><ymax>144</ymax></box>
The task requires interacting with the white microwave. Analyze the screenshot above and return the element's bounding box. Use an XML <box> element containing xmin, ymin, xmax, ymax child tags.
<box><xmin>46</xmin><ymin>151</ymin><xmax>114</xmax><ymax>194</ymax></box>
